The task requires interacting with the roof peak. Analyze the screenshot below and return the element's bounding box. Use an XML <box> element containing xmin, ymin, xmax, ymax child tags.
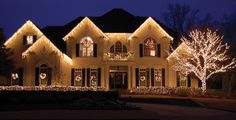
<box><xmin>102</xmin><ymin>8</ymin><xmax>134</xmax><ymax>18</ymax></box>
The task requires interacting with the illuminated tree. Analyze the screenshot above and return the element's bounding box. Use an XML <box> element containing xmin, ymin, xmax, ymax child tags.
<box><xmin>171</xmin><ymin>29</ymin><xmax>236</xmax><ymax>93</ymax></box>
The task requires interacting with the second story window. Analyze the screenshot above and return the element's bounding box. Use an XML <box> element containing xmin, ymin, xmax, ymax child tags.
<box><xmin>110</xmin><ymin>41</ymin><xmax>127</xmax><ymax>53</ymax></box>
<box><xmin>144</xmin><ymin>37</ymin><xmax>156</xmax><ymax>56</ymax></box>
<box><xmin>80</xmin><ymin>36</ymin><xmax>94</xmax><ymax>57</ymax></box>
<box><xmin>23</xmin><ymin>35</ymin><xmax>37</xmax><ymax>45</ymax></box>
<box><xmin>139</xmin><ymin>37</ymin><xmax>161</xmax><ymax>57</ymax></box>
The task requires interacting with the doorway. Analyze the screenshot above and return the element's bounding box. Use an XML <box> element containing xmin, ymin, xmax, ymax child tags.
<box><xmin>109</xmin><ymin>66</ymin><xmax>128</xmax><ymax>89</ymax></box>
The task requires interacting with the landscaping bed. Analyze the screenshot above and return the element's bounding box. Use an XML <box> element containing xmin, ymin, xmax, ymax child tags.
<box><xmin>0</xmin><ymin>90</ymin><xmax>140</xmax><ymax>110</ymax></box>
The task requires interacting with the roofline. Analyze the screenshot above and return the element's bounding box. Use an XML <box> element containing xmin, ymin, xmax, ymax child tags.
<box><xmin>128</xmin><ymin>17</ymin><xmax>173</xmax><ymax>41</ymax></box>
<box><xmin>22</xmin><ymin>35</ymin><xmax>72</xmax><ymax>65</ymax></box>
<box><xmin>63</xmin><ymin>17</ymin><xmax>108</xmax><ymax>41</ymax></box>
<box><xmin>4</xmin><ymin>20</ymin><xmax>44</xmax><ymax>46</ymax></box>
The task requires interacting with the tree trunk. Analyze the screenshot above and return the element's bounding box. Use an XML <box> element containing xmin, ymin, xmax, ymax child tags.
<box><xmin>201</xmin><ymin>80</ymin><xmax>207</xmax><ymax>94</ymax></box>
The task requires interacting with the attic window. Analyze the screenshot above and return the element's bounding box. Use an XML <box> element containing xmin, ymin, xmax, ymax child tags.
<box><xmin>23</xmin><ymin>35</ymin><xmax>37</xmax><ymax>45</ymax></box>
<box><xmin>26</xmin><ymin>35</ymin><xmax>34</xmax><ymax>45</ymax></box>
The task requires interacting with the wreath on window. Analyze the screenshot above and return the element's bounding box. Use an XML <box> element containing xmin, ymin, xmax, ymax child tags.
<box><xmin>40</xmin><ymin>73</ymin><xmax>47</xmax><ymax>80</ymax></box>
<box><xmin>11</xmin><ymin>73</ymin><xmax>19</xmax><ymax>80</ymax></box>
<box><xmin>75</xmin><ymin>75</ymin><xmax>82</xmax><ymax>81</ymax></box>
<box><xmin>155</xmin><ymin>72</ymin><xmax>161</xmax><ymax>81</ymax></box>
<box><xmin>90</xmin><ymin>75</ymin><xmax>97</xmax><ymax>81</ymax></box>
<box><xmin>140</xmin><ymin>75</ymin><xmax>146</xmax><ymax>82</ymax></box>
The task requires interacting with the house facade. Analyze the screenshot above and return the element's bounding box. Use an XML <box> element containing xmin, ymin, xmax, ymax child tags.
<box><xmin>4</xmin><ymin>9</ymin><xmax>199</xmax><ymax>89</ymax></box>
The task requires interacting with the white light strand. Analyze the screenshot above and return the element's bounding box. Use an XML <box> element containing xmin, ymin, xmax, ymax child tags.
<box><xmin>171</xmin><ymin>29</ymin><xmax>236</xmax><ymax>93</ymax></box>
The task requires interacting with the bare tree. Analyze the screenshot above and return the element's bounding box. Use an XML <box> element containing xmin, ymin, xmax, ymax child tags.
<box><xmin>171</xmin><ymin>29</ymin><xmax>236</xmax><ymax>93</ymax></box>
<box><xmin>163</xmin><ymin>3</ymin><xmax>198</xmax><ymax>36</ymax></box>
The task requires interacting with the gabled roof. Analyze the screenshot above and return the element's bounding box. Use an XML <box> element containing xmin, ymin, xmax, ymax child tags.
<box><xmin>167</xmin><ymin>42</ymin><xmax>191</xmax><ymax>61</ymax></box>
<box><xmin>22</xmin><ymin>35</ymin><xmax>72</xmax><ymax>65</ymax></box>
<box><xmin>63</xmin><ymin>17</ymin><xmax>108</xmax><ymax>41</ymax></box>
<box><xmin>129</xmin><ymin>17</ymin><xmax>173</xmax><ymax>40</ymax></box>
<box><xmin>4</xmin><ymin>20</ymin><xmax>43</xmax><ymax>46</ymax></box>
<box><xmin>39</xmin><ymin>8</ymin><xmax>179</xmax><ymax>53</ymax></box>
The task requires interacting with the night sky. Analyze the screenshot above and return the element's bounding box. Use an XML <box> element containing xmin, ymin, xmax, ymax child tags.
<box><xmin>1</xmin><ymin>0</ymin><xmax>236</xmax><ymax>38</ymax></box>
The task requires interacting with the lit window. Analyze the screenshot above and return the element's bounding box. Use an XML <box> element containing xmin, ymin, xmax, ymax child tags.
<box><xmin>80</xmin><ymin>36</ymin><xmax>93</xmax><ymax>57</ymax></box>
<box><xmin>150</xmin><ymin>50</ymin><xmax>156</xmax><ymax>56</ymax></box>
<box><xmin>26</xmin><ymin>35</ymin><xmax>34</xmax><ymax>45</ymax></box>
<box><xmin>154</xmin><ymin>69</ymin><xmax>162</xmax><ymax>86</ymax></box>
<box><xmin>144</xmin><ymin>37</ymin><xmax>156</xmax><ymax>56</ymax></box>
<box><xmin>177</xmin><ymin>71</ymin><xmax>187</xmax><ymax>87</ymax></box>
<box><xmin>139</xmin><ymin>69</ymin><xmax>147</xmax><ymax>87</ymax></box>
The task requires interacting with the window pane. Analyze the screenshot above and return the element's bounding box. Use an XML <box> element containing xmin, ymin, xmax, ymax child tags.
<box><xmin>144</xmin><ymin>37</ymin><xmax>156</xmax><ymax>56</ymax></box>
<box><xmin>80</xmin><ymin>36</ymin><xmax>94</xmax><ymax>57</ymax></box>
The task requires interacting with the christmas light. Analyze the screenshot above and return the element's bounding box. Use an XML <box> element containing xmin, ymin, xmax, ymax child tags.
<box><xmin>169</xmin><ymin>29</ymin><xmax>236</xmax><ymax>93</ymax></box>
<box><xmin>0</xmin><ymin>86</ymin><xmax>107</xmax><ymax>91</ymax></box>
<box><xmin>4</xmin><ymin>20</ymin><xmax>43</xmax><ymax>46</ymax></box>
<box><xmin>128</xmin><ymin>17</ymin><xmax>173</xmax><ymax>41</ymax></box>
<box><xmin>63</xmin><ymin>17</ymin><xmax>108</xmax><ymax>41</ymax></box>
<box><xmin>22</xmin><ymin>36</ymin><xmax>72</xmax><ymax>65</ymax></box>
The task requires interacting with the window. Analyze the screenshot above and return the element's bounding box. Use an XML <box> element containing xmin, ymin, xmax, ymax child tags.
<box><xmin>23</xmin><ymin>35</ymin><xmax>36</xmax><ymax>45</ymax></box>
<box><xmin>139</xmin><ymin>69</ymin><xmax>147</xmax><ymax>87</ymax></box>
<box><xmin>39</xmin><ymin>64</ymin><xmax>49</xmax><ymax>86</ymax></box>
<box><xmin>80</xmin><ymin>36</ymin><xmax>94</xmax><ymax>57</ymax></box>
<box><xmin>154</xmin><ymin>69</ymin><xmax>162</xmax><ymax>86</ymax></box>
<box><xmin>90</xmin><ymin>69</ymin><xmax>98</xmax><ymax>87</ymax></box>
<box><xmin>144</xmin><ymin>37</ymin><xmax>156</xmax><ymax>56</ymax></box>
<box><xmin>177</xmin><ymin>71</ymin><xmax>187</xmax><ymax>87</ymax></box>
<box><xmin>110</xmin><ymin>41</ymin><xmax>127</xmax><ymax>53</ymax></box>
<box><xmin>74</xmin><ymin>69</ymin><xmax>82</xmax><ymax>86</ymax></box>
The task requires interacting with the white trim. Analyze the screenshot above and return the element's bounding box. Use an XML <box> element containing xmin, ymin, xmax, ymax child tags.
<box><xmin>63</xmin><ymin>17</ymin><xmax>108</xmax><ymax>41</ymax></box>
<box><xmin>4</xmin><ymin>20</ymin><xmax>43</xmax><ymax>46</ymax></box>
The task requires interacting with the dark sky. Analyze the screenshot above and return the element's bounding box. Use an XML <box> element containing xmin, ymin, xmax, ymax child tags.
<box><xmin>1</xmin><ymin>0</ymin><xmax>236</xmax><ymax>38</ymax></box>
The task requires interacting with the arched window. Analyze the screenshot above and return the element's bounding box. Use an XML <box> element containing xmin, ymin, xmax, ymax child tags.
<box><xmin>110</xmin><ymin>41</ymin><xmax>127</xmax><ymax>53</ymax></box>
<box><xmin>80</xmin><ymin>36</ymin><xmax>93</xmax><ymax>57</ymax></box>
<box><xmin>144</xmin><ymin>37</ymin><xmax>156</xmax><ymax>56</ymax></box>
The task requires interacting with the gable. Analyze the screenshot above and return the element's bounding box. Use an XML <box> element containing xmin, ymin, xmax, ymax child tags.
<box><xmin>167</xmin><ymin>42</ymin><xmax>192</xmax><ymax>62</ymax></box>
<box><xmin>4</xmin><ymin>20</ymin><xmax>43</xmax><ymax>46</ymax></box>
<box><xmin>129</xmin><ymin>17</ymin><xmax>173</xmax><ymax>41</ymax></box>
<box><xmin>63</xmin><ymin>17</ymin><xmax>108</xmax><ymax>41</ymax></box>
<box><xmin>22</xmin><ymin>35</ymin><xmax>72</xmax><ymax>65</ymax></box>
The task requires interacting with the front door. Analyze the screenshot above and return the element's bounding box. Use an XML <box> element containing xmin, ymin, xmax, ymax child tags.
<box><xmin>109</xmin><ymin>66</ymin><xmax>128</xmax><ymax>89</ymax></box>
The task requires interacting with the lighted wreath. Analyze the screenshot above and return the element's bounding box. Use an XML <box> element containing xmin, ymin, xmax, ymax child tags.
<box><xmin>155</xmin><ymin>72</ymin><xmax>161</xmax><ymax>81</ymax></box>
<box><xmin>40</xmin><ymin>73</ymin><xmax>47</xmax><ymax>80</ymax></box>
<box><xmin>75</xmin><ymin>75</ymin><xmax>82</xmax><ymax>81</ymax></box>
<box><xmin>90</xmin><ymin>75</ymin><xmax>97</xmax><ymax>81</ymax></box>
<box><xmin>140</xmin><ymin>75</ymin><xmax>146</xmax><ymax>82</ymax></box>
<box><xmin>11</xmin><ymin>73</ymin><xmax>19</xmax><ymax>80</ymax></box>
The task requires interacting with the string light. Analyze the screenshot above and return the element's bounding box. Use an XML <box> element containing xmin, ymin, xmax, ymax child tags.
<box><xmin>169</xmin><ymin>29</ymin><xmax>236</xmax><ymax>93</ymax></box>
<box><xmin>22</xmin><ymin>36</ymin><xmax>72</xmax><ymax>65</ymax></box>
<box><xmin>128</xmin><ymin>17</ymin><xmax>173</xmax><ymax>40</ymax></box>
<box><xmin>63</xmin><ymin>17</ymin><xmax>108</xmax><ymax>41</ymax></box>
<box><xmin>4</xmin><ymin>20</ymin><xmax>43</xmax><ymax>46</ymax></box>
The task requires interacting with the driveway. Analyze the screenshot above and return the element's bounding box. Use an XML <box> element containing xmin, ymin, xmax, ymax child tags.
<box><xmin>0</xmin><ymin>103</ymin><xmax>236</xmax><ymax>120</ymax></box>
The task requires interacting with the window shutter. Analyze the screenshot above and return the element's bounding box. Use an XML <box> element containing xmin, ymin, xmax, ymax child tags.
<box><xmin>139</xmin><ymin>44</ymin><xmax>143</xmax><ymax>57</ymax></box>
<box><xmin>82</xmin><ymin>68</ymin><xmax>86</xmax><ymax>87</ymax></box>
<box><xmin>151</xmin><ymin>68</ymin><xmax>154</xmax><ymax>86</ymax></box>
<box><xmin>35</xmin><ymin>67</ymin><xmax>39</xmax><ymax>86</ymax></box>
<box><xmin>146</xmin><ymin>69</ymin><xmax>150</xmax><ymax>87</ymax></box>
<box><xmin>177</xmin><ymin>72</ymin><xmax>180</xmax><ymax>87</ymax></box>
<box><xmin>198</xmin><ymin>80</ymin><xmax>202</xmax><ymax>87</ymax></box>
<box><xmin>162</xmin><ymin>68</ymin><xmax>165</xmax><ymax>86</ymax></box>
<box><xmin>76</xmin><ymin>44</ymin><xmax>80</xmax><ymax>57</ymax></box>
<box><xmin>23</xmin><ymin>35</ymin><xmax>27</xmax><ymax>45</ymax></box>
<box><xmin>71</xmin><ymin>69</ymin><xmax>74</xmax><ymax>86</ymax></box>
<box><xmin>19</xmin><ymin>68</ymin><xmax>23</xmax><ymax>86</ymax></box>
<box><xmin>157</xmin><ymin>44</ymin><xmax>161</xmax><ymax>57</ymax></box>
<box><xmin>47</xmin><ymin>68</ymin><xmax>52</xmax><ymax>85</ymax></box>
<box><xmin>33</xmin><ymin>35</ymin><xmax>37</xmax><ymax>43</ymax></box>
<box><xmin>97</xmin><ymin>67</ymin><xmax>101</xmax><ymax>86</ymax></box>
<box><xmin>93</xmin><ymin>43</ymin><xmax>97</xmax><ymax>57</ymax></box>
<box><xmin>135</xmin><ymin>68</ymin><xmax>139</xmax><ymax>87</ymax></box>
<box><xmin>187</xmin><ymin>75</ymin><xmax>191</xmax><ymax>87</ymax></box>
<box><xmin>87</xmin><ymin>68</ymin><xmax>90</xmax><ymax>87</ymax></box>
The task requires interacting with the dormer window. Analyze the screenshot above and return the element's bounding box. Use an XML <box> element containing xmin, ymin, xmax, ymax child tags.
<box><xmin>139</xmin><ymin>37</ymin><xmax>161</xmax><ymax>57</ymax></box>
<box><xmin>23</xmin><ymin>35</ymin><xmax>37</xmax><ymax>45</ymax></box>
<box><xmin>26</xmin><ymin>35</ymin><xmax>34</xmax><ymax>45</ymax></box>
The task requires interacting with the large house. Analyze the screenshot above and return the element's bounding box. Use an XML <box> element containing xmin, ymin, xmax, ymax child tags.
<box><xmin>3</xmin><ymin>9</ymin><xmax>199</xmax><ymax>89</ymax></box>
